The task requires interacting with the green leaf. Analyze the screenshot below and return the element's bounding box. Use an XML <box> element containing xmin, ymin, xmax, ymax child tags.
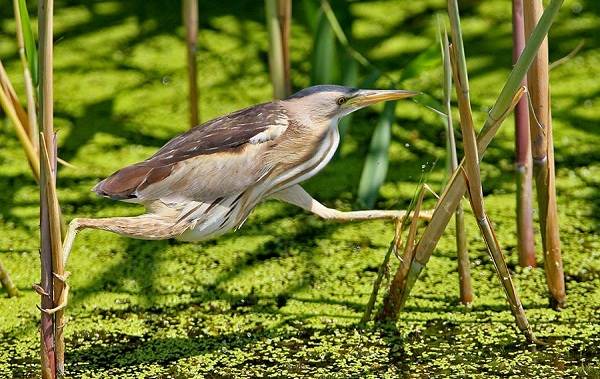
<box><xmin>357</xmin><ymin>101</ymin><xmax>396</xmax><ymax>208</ymax></box>
<box><xmin>311</xmin><ymin>11</ymin><xmax>338</xmax><ymax>84</ymax></box>
<box><xmin>301</xmin><ymin>0</ymin><xmax>320</xmax><ymax>33</ymax></box>
<box><xmin>17</xmin><ymin>0</ymin><xmax>38</xmax><ymax>86</ymax></box>
<box><xmin>399</xmin><ymin>44</ymin><xmax>440</xmax><ymax>83</ymax></box>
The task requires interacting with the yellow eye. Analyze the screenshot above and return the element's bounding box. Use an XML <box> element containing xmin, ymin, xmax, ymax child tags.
<box><xmin>336</xmin><ymin>96</ymin><xmax>347</xmax><ymax>105</ymax></box>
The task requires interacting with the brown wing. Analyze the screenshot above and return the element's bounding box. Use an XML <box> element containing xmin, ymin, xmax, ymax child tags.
<box><xmin>93</xmin><ymin>101</ymin><xmax>288</xmax><ymax>202</ymax></box>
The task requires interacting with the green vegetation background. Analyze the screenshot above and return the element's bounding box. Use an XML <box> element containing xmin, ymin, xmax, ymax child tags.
<box><xmin>0</xmin><ymin>0</ymin><xmax>598</xmax><ymax>377</ymax></box>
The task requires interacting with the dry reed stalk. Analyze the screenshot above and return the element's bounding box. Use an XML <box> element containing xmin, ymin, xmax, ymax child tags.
<box><xmin>183</xmin><ymin>0</ymin><xmax>199</xmax><ymax>127</ymax></box>
<box><xmin>512</xmin><ymin>0</ymin><xmax>536</xmax><ymax>268</ymax></box>
<box><xmin>13</xmin><ymin>0</ymin><xmax>39</xmax><ymax>150</ymax></box>
<box><xmin>0</xmin><ymin>60</ymin><xmax>29</xmax><ymax>131</ymax></box>
<box><xmin>378</xmin><ymin>186</ymin><xmax>426</xmax><ymax>320</ymax></box>
<box><xmin>442</xmin><ymin>29</ymin><xmax>472</xmax><ymax>305</ymax></box>
<box><xmin>277</xmin><ymin>0</ymin><xmax>292</xmax><ymax>96</ymax></box>
<box><xmin>523</xmin><ymin>0</ymin><xmax>566</xmax><ymax>309</ymax></box>
<box><xmin>0</xmin><ymin>259</ymin><xmax>19</xmax><ymax>298</ymax></box>
<box><xmin>0</xmin><ymin>64</ymin><xmax>40</xmax><ymax>181</ymax></box>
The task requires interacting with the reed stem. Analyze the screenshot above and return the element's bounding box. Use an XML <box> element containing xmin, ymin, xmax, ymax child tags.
<box><xmin>523</xmin><ymin>0</ymin><xmax>566</xmax><ymax>309</ymax></box>
<box><xmin>13</xmin><ymin>0</ymin><xmax>39</xmax><ymax>150</ymax></box>
<box><xmin>39</xmin><ymin>0</ymin><xmax>62</xmax><ymax>376</ymax></box>
<box><xmin>277</xmin><ymin>0</ymin><xmax>292</xmax><ymax>96</ymax></box>
<box><xmin>512</xmin><ymin>0</ymin><xmax>536</xmax><ymax>268</ymax></box>
<box><xmin>442</xmin><ymin>29</ymin><xmax>472</xmax><ymax>305</ymax></box>
<box><xmin>0</xmin><ymin>259</ymin><xmax>19</xmax><ymax>298</ymax></box>
<box><xmin>265</xmin><ymin>0</ymin><xmax>287</xmax><ymax>99</ymax></box>
<box><xmin>183</xmin><ymin>0</ymin><xmax>199</xmax><ymax>127</ymax></box>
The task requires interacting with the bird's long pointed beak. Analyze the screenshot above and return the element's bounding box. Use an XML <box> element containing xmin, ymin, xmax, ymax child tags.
<box><xmin>346</xmin><ymin>89</ymin><xmax>419</xmax><ymax>108</ymax></box>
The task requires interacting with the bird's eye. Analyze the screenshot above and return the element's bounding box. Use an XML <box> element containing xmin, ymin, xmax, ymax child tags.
<box><xmin>336</xmin><ymin>96</ymin><xmax>347</xmax><ymax>105</ymax></box>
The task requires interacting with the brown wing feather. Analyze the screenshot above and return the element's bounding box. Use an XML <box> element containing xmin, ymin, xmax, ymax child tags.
<box><xmin>93</xmin><ymin>101</ymin><xmax>287</xmax><ymax>201</ymax></box>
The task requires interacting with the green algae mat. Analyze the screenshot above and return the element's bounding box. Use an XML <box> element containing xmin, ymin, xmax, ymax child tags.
<box><xmin>1</xmin><ymin>1</ymin><xmax>599</xmax><ymax>377</ymax></box>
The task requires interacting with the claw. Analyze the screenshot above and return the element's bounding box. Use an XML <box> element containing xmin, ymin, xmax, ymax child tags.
<box><xmin>53</xmin><ymin>271</ymin><xmax>70</xmax><ymax>283</ymax></box>
<box><xmin>32</xmin><ymin>283</ymin><xmax>49</xmax><ymax>297</ymax></box>
<box><xmin>37</xmin><ymin>274</ymin><xmax>70</xmax><ymax>315</ymax></box>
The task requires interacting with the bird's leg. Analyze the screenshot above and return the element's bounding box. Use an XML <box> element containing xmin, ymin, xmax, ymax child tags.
<box><xmin>55</xmin><ymin>214</ymin><xmax>191</xmax><ymax>311</ymax></box>
<box><xmin>270</xmin><ymin>185</ymin><xmax>433</xmax><ymax>222</ymax></box>
<box><xmin>63</xmin><ymin>215</ymin><xmax>191</xmax><ymax>267</ymax></box>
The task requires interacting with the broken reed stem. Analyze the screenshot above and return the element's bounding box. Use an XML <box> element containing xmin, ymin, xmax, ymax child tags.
<box><xmin>183</xmin><ymin>0</ymin><xmax>199</xmax><ymax>127</ymax></box>
<box><xmin>277</xmin><ymin>0</ymin><xmax>292</xmax><ymax>96</ymax></box>
<box><xmin>13</xmin><ymin>0</ymin><xmax>39</xmax><ymax>150</ymax></box>
<box><xmin>0</xmin><ymin>259</ymin><xmax>19</xmax><ymax>297</ymax></box>
<box><xmin>361</xmin><ymin>219</ymin><xmax>403</xmax><ymax>323</ymax></box>
<box><xmin>442</xmin><ymin>29</ymin><xmax>472</xmax><ymax>305</ymax></box>
<box><xmin>265</xmin><ymin>0</ymin><xmax>286</xmax><ymax>99</ymax></box>
<box><xmin>524</xmin><ymin>0</ymin><xmax>566</xmax><ymax>309</ymax></box>
<box><xmin>512</xmin><ymin>0</ymin><xmax>536</xmax><ymax>268</ymax></box>
<box><xmin>378</xmin><ymin>186</ymin><xmax>425</xmax><ymax>320</ymax></box>
<box><xmin>39</xmin><ymin>0</ymin><xmax>61</xmax><ymax>376</ymax></box>
<box><xmin>0</xmin><ymin>63</ymin><xmax>40</xmax><ymax>181</ymax></box>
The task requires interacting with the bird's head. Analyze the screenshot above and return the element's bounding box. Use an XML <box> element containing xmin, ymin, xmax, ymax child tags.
<box><xmin>284</xmin><ymin>85</ymin><xmax>418</xmax><ymax>126</ymax></box>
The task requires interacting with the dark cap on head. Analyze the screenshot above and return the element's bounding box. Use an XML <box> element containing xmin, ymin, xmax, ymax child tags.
<box><xmin>286</xmin><ymin>85</ymin><xmax>359</xmax><ymax>100</ymax></box>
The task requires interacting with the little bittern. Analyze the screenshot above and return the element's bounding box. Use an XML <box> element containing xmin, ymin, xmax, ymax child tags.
<box><xmin>63</xmin><ymin>85</ymin><xmax>425</xmax><ymax>265</ymax></box>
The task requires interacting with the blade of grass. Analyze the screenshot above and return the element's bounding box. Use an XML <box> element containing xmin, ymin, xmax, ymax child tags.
<box><xmin>512</xmin><ymin>0</ymin><xmax>536</xmax><ymax>268</ymax></box>
<box><xmin>183</xmin><ymin>0</ymin><xmax>199</xmax><ymax>127</ymax></box>
<box><xmin>0</xmin><ymin>259</ymin><xmax>19</xmax><ymax>298</ymax></box>
<box><xmin>524</xmin><ymin>0</ymin><xmax>565</xmax><ymax>309</ymax></box>
<box><xmin>441</xmin><ymin>25</ymin><xmax>472</xmax><ymax>305</ymax></box>
<box><xmin>357</xmin><ymin>101</ymin><xmax>395</xmax><ymax>208</ymax></box>
<box><xmin>17</xmin><ymin>0</ymin><xmax>38</xmax><ymax>87</ymax></box>
<box><xmin>266</xmin><ymin>0</ymin><xmax>287</xmax><ymax>98</ymax></box>
<box><xmin>311</xmin><ymin>3</ymin><xmax>337</xmax><ymax>84</ymax></box>
<box><xmin>301</xmin><ymin>0</ymin><xmax>319</xmax><ymax>33</ymax></box>
<box><xmin>14</xmin><ymin>0</ymin><xmax>39</xmax><ymax>148</ymax></box>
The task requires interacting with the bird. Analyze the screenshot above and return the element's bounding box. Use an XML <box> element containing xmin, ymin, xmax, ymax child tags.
<box><xmin>62</xmin><ymin>85</ymin><xmax>429</xmax><ymax>266</ymax></box>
